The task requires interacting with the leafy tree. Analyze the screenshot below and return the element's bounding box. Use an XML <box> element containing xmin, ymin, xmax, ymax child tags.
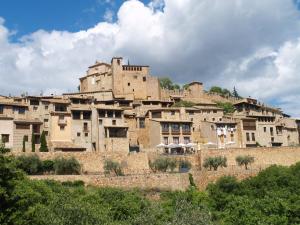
<box><xmin>236</xmin><ymin>155</ymin><xmax>254</xmax><ymax>170</ymax></box>
<box><xmin>149</xmin><ymin>157</ymin><xmax>170</xmax><ymax>172</ymax></box>
<box><xmin>209</xmin><ymin>86</ymin><xmax>233</xmax><ymax>97</ymax></box>
<box><xmin>104</xmin><ymin>159</ymin><xmax>123</xmax><ymax>176</ymax></box>
<box><xmin>42</xmin><ymin>160</ymin><xmax>54</xmax><ymax>174</ymax></box>
<box><xmin>39</xmin><ymin>131</ymin><xmax>48</xmax><ymax>152</ymax></box>
<box><xmin>203</xmin><ymin>156</ymin><xmax>227</xmax><ymax>171</ymax></box>
<box><xmin>16</xmin><ymin>154</ymin><xmax>43</xmax><ymax>175</ymax></box>
<box><xmin>31</xmin><ymin>132</ymin><xmax>35</xmax><ymax>152</ymax></box>
<box><xmin>216</xmin><ymin>101</ymin><xmax>235</xmax><ymax>114</ymax></box>
<box><xmin>178</xmin><ymin>159</ymin><xmax>192</xmax><ymax>172</ymax></box>
<box><xmin>159</xmin><ymin>77</ymin><xmax>181</xmax><ymax>90</ymax></box>
<box><xmin>54</xmin><ymin>157</ymin><xmax>81</xmax><ymax>175</ymax></box>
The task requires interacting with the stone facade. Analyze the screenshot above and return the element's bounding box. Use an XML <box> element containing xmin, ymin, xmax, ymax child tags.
<box><xmin>0</xmin><ymin>57</ymin><xmax>299</xmax><ymax>152</ymax></box>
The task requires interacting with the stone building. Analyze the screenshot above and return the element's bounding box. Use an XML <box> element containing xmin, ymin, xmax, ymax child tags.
<box><xmin>0</xmin><ymin>57</ymin><xmax>298</xmax><ymax>152</ymax></box>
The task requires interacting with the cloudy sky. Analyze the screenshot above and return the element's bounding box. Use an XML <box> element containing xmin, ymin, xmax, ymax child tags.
<box><xmin>0</xmin><ymin>0</ymin><xmax>300</xmax><ymax>117</ymax></box>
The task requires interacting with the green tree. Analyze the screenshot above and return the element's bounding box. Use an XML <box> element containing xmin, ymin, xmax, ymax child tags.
<box><xmin>203</xmin><ymin>156</ymin><xmax>227</xmax><ymax>171</ymax></box>
<box><xmin>22</xmin><ymin>135</ymin><xmax>26</xmax><ymax>152</ymax></box>
<box><xmin>173</xmin><ymin>100</ymin><xmax>195</xmax><ymax>107</ymax></box>
<box><xmin>209</xmin><ymin>86</ymin><xmax>223</xmax><ymax>94</ymax></box>
<box><xmin>54</xmin><ymin>157</ymin><xmax>81</xmax><ymax>175</ymax></box>
<box><xmin>216</xmin><ymin>101</ymin><xmax>235</xmax><ymax>114</ymax></box>
<box><xmin>159</xmin><ymin>77</ymin><xmax>174</xmax><ymax>89</ymax></box>
<box><xmin>39</xmin><ymin>131</ymin><xmax>48</xmax><ymax>152</ymax></box>
<box><xmin>236</xmin><ymin>155</ymin><xmax>254</xmax><ymax>170</ymax></box>
<box><xmin>16</xmin><ymin>154</ymin><xmax>43</xmax><ymax>175</ymax></box>
<box><xmin>31</xmin><ymin>132</ymin><xmax>35</xmax><ymax>152</ymax></box>
<box><xmin>232</xmin><ymin>86</ymin><xmax>242</xmax><ymax>99</ymax></box>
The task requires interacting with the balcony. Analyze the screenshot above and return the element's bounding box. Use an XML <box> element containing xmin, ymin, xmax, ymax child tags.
<box><xmin>161</xmin><ymin>128</ymin><xmax>169</xmax><ymax>134</ymax></box>
<box><xmin>171</xmin><ymin>129</ymin><xmax>180</xmax><ymax>135</ymax></box>
<box><xmin>182</xmin><ymin>129</ymin><xmax>191</xmax><ymax>135</ymax></box>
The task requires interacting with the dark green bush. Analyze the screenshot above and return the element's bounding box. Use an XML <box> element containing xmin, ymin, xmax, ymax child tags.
<box><xmin>54</xmin><ymin>157</ymin><xmax>81</xmax><ymax>175</ymax></box>
<box><xmin>61</xmin><ymin>180</ymin><xmax>85</xmax><ymax>187</ymax></box>
<box><xmin>42</xmin><ymin>160</ymin><xmax>54</xmax><ymax>173</ymax></box>
<box><xmin>16</xmin><ymin>154</ymin><xmax>43</xmax><ymax>175</ymax></box>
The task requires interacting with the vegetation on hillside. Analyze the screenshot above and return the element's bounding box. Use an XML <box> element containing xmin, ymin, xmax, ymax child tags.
<box><xmin>216</xmin><ymin>101</ymin><xmax>235</xmax><ymax>114</ymax></box>
<box><xmin>159</xmin><ymin>77</ymin><xmax>181</xmax><ymax>90</ymax></box>
<box><xmin>209</xmin><ymin>86</ymin><xmax>242</xmax><ymax>99</ymax></box>
<box><xmin>172</xmin><ymin>100</ymin><xmax>195</xmax><ymax>107</ymax></box>
<box><xmin>1</xmin><ymin>143</ymin><xmax>300</xmax><ymax>225</ymax></box>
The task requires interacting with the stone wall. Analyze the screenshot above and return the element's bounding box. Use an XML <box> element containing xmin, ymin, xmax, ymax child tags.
<box><xmin>30</xmin><ymin>173</ymin><xmax>190</xmax><ymax>191</ymax></box>
<box><xmin>199</xmin><ymin>146</ymin><xmax>300</xmax><ymax>168</ymax></box>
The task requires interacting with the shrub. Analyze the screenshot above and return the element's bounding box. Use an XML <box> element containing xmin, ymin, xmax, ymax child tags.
<box><xmin>236</xmin><ymin>155</ymin><xmax>254</xmax><ymax>170</ymax></box>
<box><xmin>178</xmin><ymin>159</ymin><xmax>192</xmax><ymax>172</ymax></box>
<box><xmin>149</xmin><ymin>157</ymin><xmax>170</xmax><ymax>172</ymax></box>
<box><xmin>61</xmin><ymin>180</ymin><xmax>85</xmax><ymax>187</ymax></box>
<box><xmin>39</xmin><ymin>131</ymin><xmax>48</xmax><ymax>152</ymax></box>
<box><xmin>54</xmin><ymin>157</ymin><xmax>81</xmax><ymax>175</ymax></box>
<box><xmin>16</xmin><ymin>154</ymin><xmax>43</xmax><ymax>175</ymax></box>
<box><xmin>104</xmin><ymin>159</ymin><xmax>123</xmax><ymax>176</ymax></box>
<box><xmin>42</xmin><ymin>160</ymin><xmax>54</xmax><ymax>173</ymax></box>
<box><xmin>203</xmin><ymin>156</ymin><xmax>227</xmax><ymax>171</ymax></box>
<box><xmin>22</xmin><ymin>136</ymin><xmax>26</xmax><ymax>152</ymax></box>
<box><xmin>188</xmin><ymin>173</ymin><xmax>197</xmax><ymax>188</ymax></box>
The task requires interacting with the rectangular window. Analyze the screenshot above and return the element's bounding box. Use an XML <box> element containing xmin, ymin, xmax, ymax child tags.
<box><xmin>128</xmin><ymin>83</ymin><xmax>130</xmax><ymax>86</ymax></box>
<box><xmin>184</xmin><ymin>137</ymin><xmax>190</xmax><ymax>144</ymax></box>
<box><xmin>112</xmin><ymin>120</ymin><xmax>116</xmax><ymax>125</ymax></box>
<box><xmin>263</xmin><ymin>127</ymin><xmax>266</xmax><ymax>132</ymax></box>
<box><xmin>107</xmin><ymin>110</ymin><xmax>114</xmax><ymax>118</ymax></box>
<box><xmin>246</xmin><ymin>132</ymin><xmax>250</xmax><ymax>142</ymax></box>
<box><xmin>99</xmin><ymin>110</ymin><xmax>106</xmax><ymax>118</ymax></box>
<box><xmin>173</xmin><ymin>137</ymin><xmax>179</xmax><ymax>144</ymax></box>
<box><xmin>270</xmin><ymin>127</ymin><xmax>274</xmax><ymax>136</ymax></box>
<box><xmin>139</xmin><ymin>118</ymin><xmax>145</xmax><ymax>128</ymax></box>
<box><xmin>143</xmin><ymin>77</ymin><xmax>146</xmax><ymax>82</ymax></box>
<box><xmin>44</xmin><ymin>105</ymin><xmax>49</xmax><ymax>110</ymax></box>
<box><xmin>55</xmin><ymin>104</ymin><xmax>67</xmax><ymax>112</ymax></box>
<box><xmin>60</xmin><ymin>126</ymin><xmax>65</xmax><ymax>131</ymax></box>
<box><xmin>83</xmin><ymin>122</ymin><xmax>88</xmax><ymax>131</ymax></box>
<box><xmin>161</xmin><ymin>123</ymin><xmax>169</xmax><ymax>133</ymax></box>
<box><xmin>171</xmin><ymin>111</ymin><xmax>175</xmax><ymax>115</ymax></box>
<box><xmin>99</xmin><ymin>119</ymin><xmax>103</xmax><ymax>125</ymax></box>
<box><xmin>16</xmin><ymin>124</ymin><xmax>30</xmax><ymax>129</ymax></box>
<box><xmin>85</xmin><ymin>133</ymin><xmax>88</xmax><ymax>137</ymax></box>
<box><xmin>0</xmin><ymin>105</ymin><xmax>3</xmax><ymax>114</ymax></box>
<box><xmin>182</xmin><ymin>124</ymin><xmax>191</xmax><ymax>133</ymax></box>
<box><xmin>72</xmin><ymin>111</ymin><xmax>81</xmax><ymax>120</ymax></box>
<box><xmin>77</xmin><ymin>132</ymin><xmax>81</xmax><ymax>137</ymax></box>
<box><xmin>1</xmin><ymin>134</ymin><xmax>9</xmax><ymax>143</ymax></box>
<box><xmin>24</xmin><ymin>135</ymin><xmax>28</xmax><ymax>141</ymax></box>
<box><xmin>163</xmin><ymin>137</ymin><xmax>168</xmax><ymax>145</ymax></box>
<box><xmin>115</xmin><ymin>111</ymin><xmax>122</xmax><ymax>118</ymax></box>
<box><xmin>83</xmin><ymin>111</ymin><xmax>91</xmax><ymax>120</ymax></box>
<box><xmin>171</xmin><ymin>123</ymin><xmax>180</xmax><ymax>133</ymax></box>
<box><xmin>251</xmin><ymin>133</ymin><xmax>255</xmax><ymax>141</ymax></box>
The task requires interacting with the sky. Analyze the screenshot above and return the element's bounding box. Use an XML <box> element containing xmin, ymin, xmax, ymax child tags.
<box><xmin>0</xmin><ymin>0</ymin><xmax>300</xmax><ymax>117</ymax></box>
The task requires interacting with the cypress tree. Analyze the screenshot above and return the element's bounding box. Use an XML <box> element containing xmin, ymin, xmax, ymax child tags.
<box><xmin>39</xmin><ymin>131</ymin><xmax>48</xmax><ymax>152</ymax></box>
<box><xmin>31</xmin><ymin>132</ymin><xmax>35</xmax><ymax>152</ymax></box>
<box><xmin>22</xmin><ymin>136</ymin><xmax>26</xmax><ymax>152</ymax></box>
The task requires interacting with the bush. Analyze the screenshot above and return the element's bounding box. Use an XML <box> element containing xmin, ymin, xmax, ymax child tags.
<box><xmin>236</xmin><ymin>155</ymin><xmax>254</xmax><ymax>170</ymax></box>
<box><xmin>16</xmin><ymin>154</ymin><xmax>43</xmax><ymax>175</ymax></box>
<box><xmin>54</xmin><ymin>157</ymin><xmax>81</xmax><ymax>175</ymax></box>
<box><xmin>42</xmin><ymin>160</ymin><xmax>54</xmax><ymax>173</ymax></box>
<box><xmin>149</xmin><ymin>157</ymin><xmax>179</xmax><ymax>172</ymax></box>
<box><xmin>203</xmin><ymin>156</ymin><xmax>227</xmax><ymax>171</ymax></box>
<box><xmin>39</xmin><ymin>131</ymin><xmax>48</xmax><ymax>152</ymax></box>
<box><xmin>61</xmin><ymin>180</ymin><xmax>85</xmax><ymax>187</ymax></box>
<box><xmin>104</xmin><ymin>159</ymin><xmax>123</xmax><ymax>176</ymax></box>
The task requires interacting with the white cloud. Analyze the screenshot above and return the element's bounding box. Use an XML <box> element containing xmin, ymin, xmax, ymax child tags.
<box><xmin>0</xmin><ymin>0</ymin><xmax>300</xmax><ymax>116</ymax></box>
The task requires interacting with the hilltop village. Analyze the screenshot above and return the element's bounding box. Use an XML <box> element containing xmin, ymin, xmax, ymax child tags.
<box><xmin>0</xmin><ymin>57</ymin><xmax>299</xmax><ymax>153</ymax></box>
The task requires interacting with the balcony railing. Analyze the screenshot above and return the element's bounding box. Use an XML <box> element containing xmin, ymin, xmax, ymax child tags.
<box><xmin>171</xmin><ymin>129</ymin><xmax>180</xmax><ymax>134</ymax></box>
<box><xmin>58</xmin><ymin>119</ymin><xmax>67</xmax><ymax>125</ymax></box>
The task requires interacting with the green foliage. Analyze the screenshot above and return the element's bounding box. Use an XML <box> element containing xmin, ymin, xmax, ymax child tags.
<box><xmin>42</xmin><ymin>160</ymin><xmax>54</xmax><ymax>173</ymax></box>
<box><xmin>39</xmin><ymin>131</ymin><xmax>48</xmax><ymax>152</ymax></box>
<box><xmin>189</xmin><ymin>173</ymin><xmax>197</xmax><ymax>188</ymax></box>
<box><xmin>2</xmin><ymin>147</ymin><xmax>300</xmax><ymax>225</ymax></box>
<box><xmin>232</xmin><ymin>86</ymin><xmax>242</xmax><ymax>99</ymax></box>
<box><xmin>31</xmin><ymin>132</ymin><xmax>35</xmax><ymax>152</ymax></box>
<box><xmin>149</xmin><ymin>157</ymin><xmax>170</xmax><ymax>172</ymax></box>
<box><xmin>209</xmin><ymin>86</ymin><xmax>232</xmax><ymax>97</ymax></box>
<box><xmin>54</xmin><ymin>157</ymin><xmax>81</xmax><ymax>175</ymax></box>
<box><xmin>216</xmin><ymin>101</ymin><xmax>235</xmax><ymax>114</ymax></box>
<box><xmin>22</xmin><ymin>136</ymin><xmax>26</xmax><ymax>152</ymax></box>
<box><xmin>159</xmin><ymin>77</ymin><xmax>180</xmax><ymax>90</ymax></box>
<box><xmin>236</xmin><ymin>155</ymin><xmax>255</xmax><ymax>170</ymax></box>
<box><xmin>172</xmin><ymin>100</ymin><xmax>196</xmax><ymax>107</ymax></box>
<box><xmin>203</xmin><ymin>156</ymin><xmax>227</xmax><ymax>171</ymax></box>
<box><xmin>104</xmin><ymin>159</ymin><xmax>123</xmax><ymax>176</ymax></box>
<box><xmin>16</xmin><ymin>154</ymin><xmax>43</xmax><ymax>175</ymax></box>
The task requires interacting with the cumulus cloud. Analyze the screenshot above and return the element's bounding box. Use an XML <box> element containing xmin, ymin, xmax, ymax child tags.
<box><xmin>0</xmin><ymin>0</ymin><xmax>300</xmax><ymax>116</ymax></box>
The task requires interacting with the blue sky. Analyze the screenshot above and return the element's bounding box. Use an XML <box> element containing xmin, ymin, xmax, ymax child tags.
<box><xmin>0</xmin><ymin>0</ymin><xmax>300</xmax><ymax>116</ymax></box>
<box><xmin>0</xmin><ymin>0</ymin><xmax>148</xmax><ymax>40</ymax></box>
